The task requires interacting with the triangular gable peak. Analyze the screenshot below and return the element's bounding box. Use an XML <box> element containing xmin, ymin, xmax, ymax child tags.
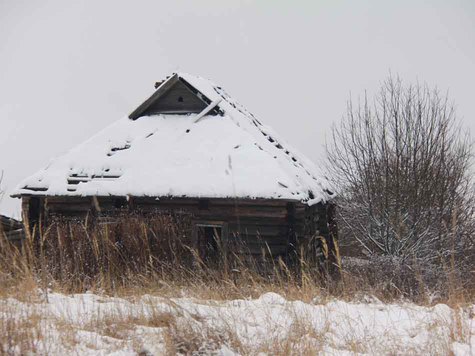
<box><xmin>129</xmin><ymin>73</ymin><xmax>224</xmax><ymax>120</ymax></box>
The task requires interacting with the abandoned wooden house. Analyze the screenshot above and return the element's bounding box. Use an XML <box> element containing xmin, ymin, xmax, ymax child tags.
<box><xmin>0</xmin><ymin>214</ymin><xmax>24</xmax><ymax>245</ymax></box>
<box><xmin>12</xmin><ymin>72</ymin><xmax>337</xmax><ymax>266</ymax></box>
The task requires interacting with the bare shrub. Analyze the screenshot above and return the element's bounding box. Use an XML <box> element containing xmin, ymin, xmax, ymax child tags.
<box><xmin>326</xmin><ymin>75</ymin><xmax>475</xmax><ymax>293</ymax></box>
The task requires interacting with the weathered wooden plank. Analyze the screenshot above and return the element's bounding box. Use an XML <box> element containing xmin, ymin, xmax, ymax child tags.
<box><xmin>133</xmin><ymin>204</ymin><xmax>289</xmax><ymax>219</ymax></box>
<box><xmin>2</xmin><ymin>229</ymin><xmax>25</xmax><ymax>242</ymax></box>
<box><xmin>228</xmin><ymin>244</ymin><xmax>288</xmax><ymax>256</ymax></box>
<box><xmin>47</xmin><ymin>210</ymin><xmax>91</xmax><ymax>219</ymax></box>
<box><xmin>229</xmin><ymin>240</ymin><xmax>288</xmax><ymax>250</ymax></box>
<box><xmin>194</xmin><ymin>210</ymin><xmax>287</xmax><ymax>219</ymax></box>
<box><xmin>47</xmin><ymin>204</ymin><xmax>92</xmax><ymax>213</ymax></box>
<box><xmin>225</xmin><ymin>218</ymin><xmax>288</xmax><ymax>226</ymax></box>
<box><xmin>133</xmin><ymin>197</ymin><xmax>297</xmax><ymax>207</ymax></box>
<box><xmin>129</xmin><ymin>74</ymin><xmax>180</xmax><ymax>120</ymax></box>
<box><xmin>46</xmin><ymin>199</ymin><xmax>92</xmax><ymax>207</ymax></box>
<box><xmin>229</xmin><ymin>224</ymin><xmax>287</xmax><ymax>235</ymax></box>
<box><xmin>0</xmin><ymin>215</ymin><xmax>23</xmax><ymax>231</ymax></box>
<box><xmin>146</xmin><ymin>82</ymin><xmax>208</xmax><ymax>114</ymax></box>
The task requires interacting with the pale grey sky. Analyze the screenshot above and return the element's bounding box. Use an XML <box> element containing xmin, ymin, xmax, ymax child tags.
<box><xmin>1</xmin><ymin>0</ymin><xmax>474</xmax><ymax>217</ymax></box>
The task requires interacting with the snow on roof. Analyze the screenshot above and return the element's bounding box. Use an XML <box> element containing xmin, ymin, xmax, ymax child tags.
<box><xmin>13</xmin><ymin>72</ymin><xmax>333</xmax><ymax>205</ymax></box>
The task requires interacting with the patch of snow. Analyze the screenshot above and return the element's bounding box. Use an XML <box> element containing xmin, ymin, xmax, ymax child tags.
<box><xmin>258</xmin><ymin>292</ymin><xmax>287</xmax><ymax>305</ymax></box>
<box><xmin>1</xmin><ymin>292</ymin><xmax>473</xmax><ymax>355</ymax></box>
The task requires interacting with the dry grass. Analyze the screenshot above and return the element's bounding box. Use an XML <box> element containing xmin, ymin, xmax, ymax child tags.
<box><xmin>0</xmin><ymin>214</ymin><xmax>473</xmax><ymax>354</ymax></box>
<box><xmin>2</xmin><ymin>289</ymin><xmax>471</xmax><ymax>355</ymax></box>
<box><xmin>0</xmin><ymin>213</ymin><xmax>473</xmax><ymax>303</ymax></box>
<box><xmin>0</xmin><ymin>306</ymin><xmax>44</xmax><ymax>355</ymax></box>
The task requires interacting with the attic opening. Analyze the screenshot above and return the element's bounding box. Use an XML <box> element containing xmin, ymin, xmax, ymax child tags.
<box><xmin>129</xmin><ymin>74</ymin><xmax>224</xmax><ymax>119</ymax></box>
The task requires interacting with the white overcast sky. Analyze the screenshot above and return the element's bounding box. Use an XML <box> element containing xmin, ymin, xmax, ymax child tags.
<box><xmin>1</xmin><ymin>0</ymin><xmax>474</xmax><ymax>217</ymax></box>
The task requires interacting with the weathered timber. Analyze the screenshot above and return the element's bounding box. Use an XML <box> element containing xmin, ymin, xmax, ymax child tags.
<box><xmin>21</xmin><ymin>195</ymin><xmax>333</xmax><ymax>265</ymax></box>
<box><xmin>129</xmin><ymin>76</ymin><xmax>222</xmax><ymax>119</ymax></box>
<box><xmin>145</xmin><ymin>80</ymin><xmax>208</xmax><ymax>114</ymax></box>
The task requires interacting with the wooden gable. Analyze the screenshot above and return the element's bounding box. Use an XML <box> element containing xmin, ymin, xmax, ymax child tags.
<box><xmin>129</xmin><ymin>74</ymin><xmax>222</xmax><ymax>120</ymax></box>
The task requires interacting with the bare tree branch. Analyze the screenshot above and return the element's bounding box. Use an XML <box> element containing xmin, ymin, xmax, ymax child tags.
<box><xmin>325</xmin><ymin>75</ymin><xmax>475</xmax><ymax>270</ymax></box>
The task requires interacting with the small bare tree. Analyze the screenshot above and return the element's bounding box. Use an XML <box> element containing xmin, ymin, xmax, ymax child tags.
<box><xmin>326</xmin><ymin>76</ymin><xmax>474</xmax><ymax>270</ymax></box>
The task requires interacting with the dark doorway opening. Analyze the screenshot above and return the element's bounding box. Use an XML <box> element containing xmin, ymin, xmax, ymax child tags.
<box><xmin>195</xmin><ymin>224</ymin><xmax>224</xmax><ymax>265</ymax></box>
<box><xmin>28</xmin><ymin>197</ymin><xmax>41</xmax><ymax>229</ymax></box>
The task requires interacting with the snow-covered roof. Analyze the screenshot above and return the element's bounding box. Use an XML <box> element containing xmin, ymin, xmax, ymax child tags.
<box><xmin>13</xmin><ymin>72</ymin><xmax>333</xmax><ymax>205</ymax></box>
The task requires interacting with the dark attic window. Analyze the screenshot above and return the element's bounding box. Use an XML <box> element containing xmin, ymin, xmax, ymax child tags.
<box><xmin>177</xmin><ymin>96</ymin><xmax>184</xmax><ymax>103</ymax></box>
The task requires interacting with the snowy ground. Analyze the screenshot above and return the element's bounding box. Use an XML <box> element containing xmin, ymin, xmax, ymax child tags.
<box><xmin>1</xmin><ymin>291</ymin><xmax>474</xmax><ymax>355</ymax></box>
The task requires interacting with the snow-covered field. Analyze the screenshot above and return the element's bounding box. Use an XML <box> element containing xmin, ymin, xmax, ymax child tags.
<box><xmin>1</xmin><ymin>291</ymin><xmax>474</xmax><ymax>355</ymax></box>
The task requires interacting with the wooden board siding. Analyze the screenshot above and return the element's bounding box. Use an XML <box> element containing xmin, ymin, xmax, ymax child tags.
<box><xmin>144</xmin><ymin>79</ymin><xmax>209</xmax><ymax>115</ymax></box>
<box><xmin>141</xmin><ymin>198</ymin><xmax>292</xmax><ymax>257</ymax></box>
<box><xmin>129</xmin><ymin>75</ymin><xmax>221</xmax><ymax>119</ymax></box>
<box><xmin>23</xmin><ymin>196</ymin><xmax>326</xmax><ymax>260</ymax></box>
<box><xmin>129</xmin><ymin>74</ymin><xmax>180</xmax><ymax>120</ymax></box>
<box><xmin>0</xmin><ymin>215</ymin><xmax>23</xmax><ymax>231</ymax></box>
<box><xmin>0</xmin><ymin>214</ymin><xmax>25</xmax><ymax>246</ymax></box>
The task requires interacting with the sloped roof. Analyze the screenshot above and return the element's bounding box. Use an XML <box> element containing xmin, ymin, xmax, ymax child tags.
<box><xmin>0</xmin><ymin>214</ymin><xmax>23</xmax><ymax>231</ymax></box>
<box><xmin>13</xmin><ymin>72</ymin><xmax>333</xmax><ymax>205</ymax></box>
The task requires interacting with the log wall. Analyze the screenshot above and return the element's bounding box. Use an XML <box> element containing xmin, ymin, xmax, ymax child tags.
<box><xmin>21</xmin><ymin>195</ymin><xmax>329</xmax><ymax>260</ymax></box>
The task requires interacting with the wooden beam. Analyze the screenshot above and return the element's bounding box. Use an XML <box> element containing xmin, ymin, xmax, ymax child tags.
<box><xmin>128</xmin><ymin>74</ymin><xmax>180</xmax><ymax>120</ymax></box>
<box><xmin>193</xmin><ymin>98</ymin><xmax>223</xmax><ymax>123</ymax></box>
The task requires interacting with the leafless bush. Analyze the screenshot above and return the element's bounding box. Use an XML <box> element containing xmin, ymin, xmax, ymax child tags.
<box><xmin>326</xmin><ymin>75</ymin><xmax>475</xmax><ymax>289</ymax></box>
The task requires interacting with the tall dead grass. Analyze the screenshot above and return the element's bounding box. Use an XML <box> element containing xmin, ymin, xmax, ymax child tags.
<box><xmin>0</xmin><ymin>211</ymin><xmax>473</xmax><ymax>355</ymax></box>
<box><xmin>0</xmin><ymin>213</ymin><xmax>473</xmax><ymax>305</ymax></box>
